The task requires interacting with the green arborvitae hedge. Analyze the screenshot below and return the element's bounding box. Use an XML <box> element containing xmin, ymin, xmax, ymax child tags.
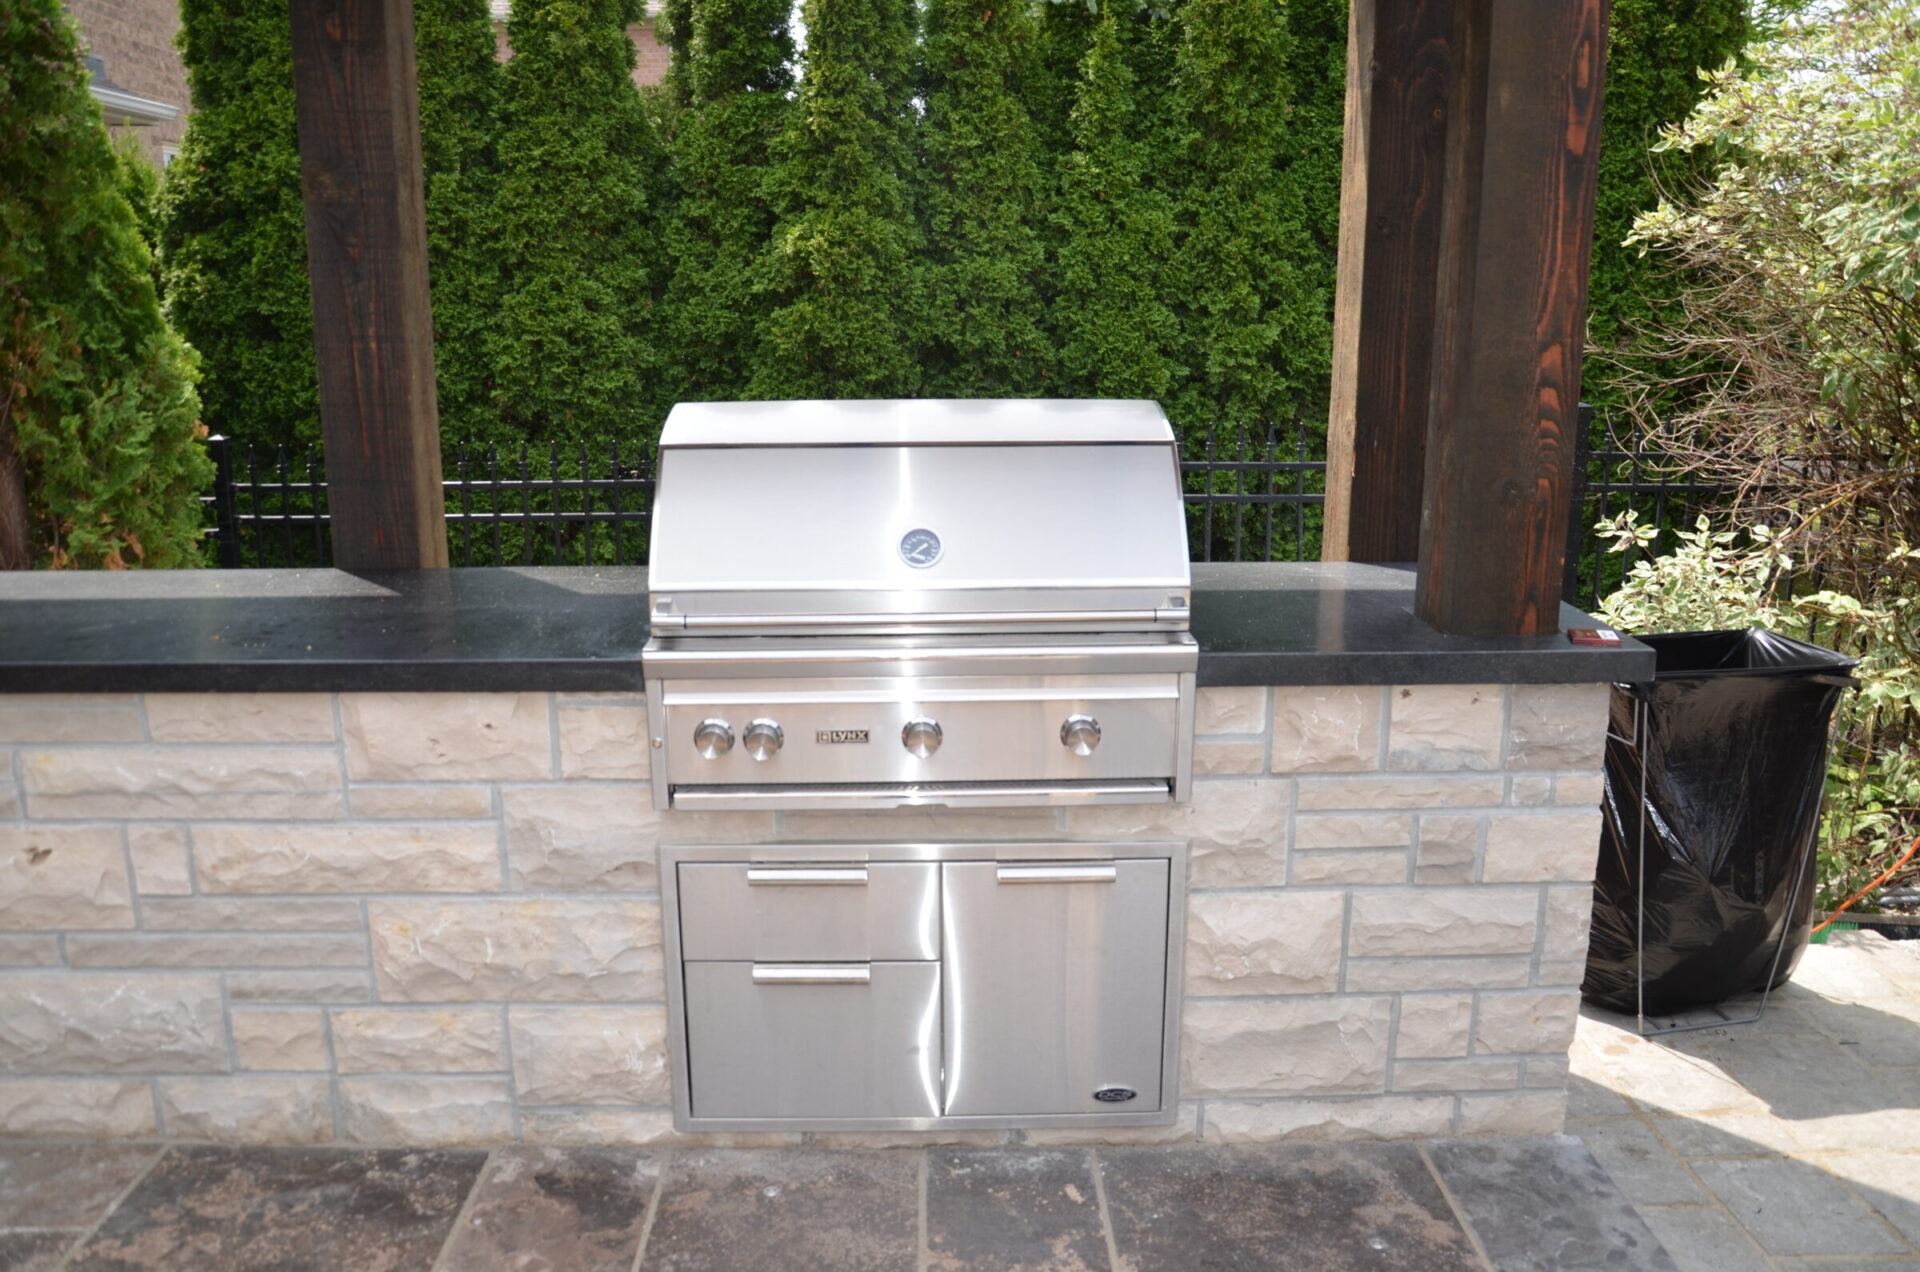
<box><xmin>661</xmin><ymin>0</ymin><xmax>696</xmax><ymax>107</ymax></box>
<box><xmin>913</xmin><ymin>0</ymin><xmax>1050</xmax><ymax>396</ymax></box>
<box><xmin>1049</xmin><ymin>7</ymin><xmax>1181</xmax><ymax>402</ymax></box>
<box><xmin>488</xmin><ymin>0</ymin><xmax>666</xmax><ymax>449</ymax></box>
<box><xmin>138</xmin><ymin>0</ymin><xmax>1755</xmax><ymax>519</ymax></box>
<box><xmin>1164</xmin><ymin>0</ymin><xmax>1329</xmax><ymax>450</ymax></box>
<box><xmin>156</xmin><ymin>0</ymin><xmax>317</xmax><ymax>451</ymax></box>
<box><xmin>1</xmin><ymin>0</ymin><xmax>211</xmax><ymax>568</ymax></box>
<box><xmin>414</xmin><ymin>0</ymin><xmax>504</xmax><ymax>445</ymax></box>
<box><xmin>661</xmin><ymin>0</ymin><xmax>795</xmax><ymax>402</ymax></box>
<box><xmin>1026</xmin><ymin>0</ymin><xmax>1096</xmax><ymax>172</ymax></box>
<box><xmin>159</xmin><ymin>0</ymin><xmax>523</xmax><ymax>453</ymax></box>
<box><xmin>112</xmin><ymin>133</ymin><xmax>165</xmax><ymax>295</ymax></box>
<box><xmin>747</xmin><ymin>0</ymin><xmax>922</xmax><ymax>398</ymax></box>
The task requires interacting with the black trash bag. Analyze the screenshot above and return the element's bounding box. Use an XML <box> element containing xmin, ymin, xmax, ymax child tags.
<box><xmin>1582</xmin><ymin>629</ymin><xmax>1857</xmax><ymax>1015</ymax></box>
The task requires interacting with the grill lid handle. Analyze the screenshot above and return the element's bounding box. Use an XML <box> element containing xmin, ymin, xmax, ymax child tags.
<box><xmin>650</xmin><ymin>605</ymin><xmax>1190</xmax><ymax>631</ymax></box>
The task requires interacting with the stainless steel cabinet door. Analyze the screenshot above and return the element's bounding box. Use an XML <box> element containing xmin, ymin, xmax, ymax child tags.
<box><xmin>684</xmin><ymin>961</ymin><xmax>941</xmax><ymax>1120</ymax></box>
<box><xmin>941</xmin><ymin>860</ymin><xmax>1169</xmax><ymax>1116</ymax></box>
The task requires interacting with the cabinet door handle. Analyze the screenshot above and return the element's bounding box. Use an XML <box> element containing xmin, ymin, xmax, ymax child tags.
<box><xmin>751</xmin><ymin>964</ymin><xmax>872</xmax><ymax>985</ymax></box>
<box><xmin>996</xmin><ymin>864</ymin><xmax>1118</xmax><ymax>884</ymax></box>
<box><xmin>746</xmin><ymin>867</ymin><xmax>869</xmax><ymax>886</ymax></box>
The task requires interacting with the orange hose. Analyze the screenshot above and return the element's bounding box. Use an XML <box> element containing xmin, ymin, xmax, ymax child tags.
<box><xmin>1811</xmin><ymin>831</ymin><xmax>1920</xmax><ymax>935</ymax></box>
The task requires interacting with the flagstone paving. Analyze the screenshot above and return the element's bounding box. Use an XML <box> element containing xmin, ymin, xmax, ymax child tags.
<box><xmin>0</xmin><ymin>1134</ymin><xmax>1663</xmax><ymax>1271</ymax></box>
<box><xmin>1569</xmin><ymin>931</ymin><xmax>1920</xmax><ymax>1272</ymax></box>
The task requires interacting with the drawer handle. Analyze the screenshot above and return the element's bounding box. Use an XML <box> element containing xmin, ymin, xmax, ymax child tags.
<box><xmin>746</xmin><ymin>867</ymin><xmax>869</xmax><ymax>886</ymax></box>
<box><xmin>751</xmin><ymin>964</ymin><xmax>872</xmax><ymax>985</ymax></box>
<box><xmin>996</xmin><ymin>864</ymin><xmax>1118</xmax><ymax>884</ymax></box>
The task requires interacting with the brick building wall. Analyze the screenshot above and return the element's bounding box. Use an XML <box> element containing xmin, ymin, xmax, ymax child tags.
<box><xmin>490</xmin><ymin>5</ymin><xmax>672</xmax><ymax>89</ymax></box>
<box><xmin>63</xmin><ymin>0</ymin><xmax>189</xmax><ymax>168</ymax></box>
<box><xmin>627</xmin><ymin>19</ymin><xmax>670</xmax><ymax>88</ymax></box>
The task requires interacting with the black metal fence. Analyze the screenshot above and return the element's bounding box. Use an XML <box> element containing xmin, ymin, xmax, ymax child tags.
<box><xmin>1182</xmin><ymin>423</ymin><xmax>1326</xmax><ymax>563</ymax></box>
<box><xmin>203</xmin><ymin>410</ymin><xmax>1725</xmax><ymax>604</ymax></box>
<box><xmin>1560</xmin><ymin>405</ymin><xmax>1724</xmax><ymax>612</ymax></box>
<box><xmin>205</xmin><ymin>436</ymin><xmax>657</xmax><ymax>569</ymax></box>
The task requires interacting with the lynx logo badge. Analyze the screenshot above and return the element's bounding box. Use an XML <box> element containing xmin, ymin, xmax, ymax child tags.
<box><xmin>816</xmin><ymin>729</ymin><xmax>870</xmax><ymax>744</ymax></box>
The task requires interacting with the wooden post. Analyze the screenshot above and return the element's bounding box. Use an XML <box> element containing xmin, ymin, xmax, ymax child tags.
<box><xmin>1414</xmin><ymin>0</ymin><xmax>1608</xmax><ymax>635</ymax></box>
<box><xmin>289</xmin><ymin>0</ymin><xmax>448</xmax><ymax>569</ymax></box>
<box><xmin>1323</xmin><ymin>0</ymin><xmax>1452</xmax><ymax>564</ymax></box>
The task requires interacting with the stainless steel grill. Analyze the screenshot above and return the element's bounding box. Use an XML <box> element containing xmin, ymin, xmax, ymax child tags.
<box><xmin>642</xmin><ymin>399</ymin><xmax>1198</xmax><ymax>811</ymax></box>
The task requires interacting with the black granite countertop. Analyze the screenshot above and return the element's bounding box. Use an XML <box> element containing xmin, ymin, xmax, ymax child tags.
<box><xmin>0</xmin><ymin>563</ymin><xmax>1650</xmax><ymax>692</ymax></box>
<box><xmin>1187</xmin><ymin>563</ymin><xmax>1652</xmax><ymax>685</ymax></box>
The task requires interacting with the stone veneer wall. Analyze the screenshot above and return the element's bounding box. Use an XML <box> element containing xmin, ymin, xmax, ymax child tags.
<box><xmin>0</xmin><ymin>683</ymin><xmax>1608</xmax><ymax>1147</ymax></box>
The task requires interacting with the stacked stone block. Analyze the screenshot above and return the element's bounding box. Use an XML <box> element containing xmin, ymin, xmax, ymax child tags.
<box><xmin>0</xmin><ymin>682</ymin><xmax>1608</xmax><ymax>1146</ymax></box>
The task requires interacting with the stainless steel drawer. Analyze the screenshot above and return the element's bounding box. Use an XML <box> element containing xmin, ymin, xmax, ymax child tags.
<box><xmin>677</xmin><ymin>862</ymin><xmax>940</xmax><ymax>962</ymax></box>
<box><xmin>941</xmin><ymin>859</ymin><xmax>1170</xmax><ymax>1116</ymax></box>
<box><xmin>684</xmin><ymin>961</ymin><xmax>941</xmax><ymax>1120</ymax></box>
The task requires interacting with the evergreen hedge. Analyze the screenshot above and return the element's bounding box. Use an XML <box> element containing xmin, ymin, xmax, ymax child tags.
<box><xmin>159</xmin><ymin>0</ymin><xmax>520</xmax><ymax>452</ymax></box>
<box><xmin>747</xmin><ymin>0</ymin><xmax>922</xmax><ymax>399</ymax></box>
<box><xmin>660</xmin><ymin>0</ymin><xmax>795</xmax><ymax>403</ymax></box>
<box><xmin>143</xmin><ymin>0</ymin><xmax>1754</xmax><ymax>499</ymax></box>
<box><xmin>1</xmin><ymin>0</ymin><xmax>210</xmax><ymax>569</ymax></box>
<box><xmin>1164</xmin><ymin>0</ymin><xmax>1329</xmax><ymax>450</ymax></box>
<box><xmin>481</xmin><ymin>0</ymin><xmax>663</xmax><ymax>448</ymax></box>
<box><xmin>1049</xmin><ymin>8</ymin><xmax>1181</xmax><ymax>402</ymax></box>
<box><xmin>487</xmin><ymin>0</ymin><xmax>665</xmax><ymax>448</ymax></box>
<box><xmin>914</xmin><ymin>0</ymin><xmax>1050</xmax><ymax>395</ymax></box>
<box><xmin>157</xmin><ymin>0</ymin><xmax>317</xmax><ymax>450</ymax></box>
<box><xmin>414</xmin><ymin>0</ymin><xmax>505</xmax><ymax>444</ymax></box>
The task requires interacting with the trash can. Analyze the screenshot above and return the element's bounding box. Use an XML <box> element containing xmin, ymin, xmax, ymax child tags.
<box><xmin>1582</xmin><ymin>629</ymin><xmax>1858</xmax><ymax>1015</ymax></box>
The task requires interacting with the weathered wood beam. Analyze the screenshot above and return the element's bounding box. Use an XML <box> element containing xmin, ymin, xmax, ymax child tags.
<box><xmin>1415</xmin><ymin>0</ymin><xmax>1608</xmax><ymax>635</ymax></box>
<box><xmin>289</xmin><ymin>0</ymin><xmax>448</xmax><ymax>569</ymax></box>
<box><xmin>1324</xmin><ymin>0</ymin><xmax>1452</xmax><ymax>564</ymax></box>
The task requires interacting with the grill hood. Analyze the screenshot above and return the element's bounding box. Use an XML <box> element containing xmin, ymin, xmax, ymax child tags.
<box><xmin>647</xmin><ymin>399</ymin><xmax>1192</xmax><ymax>636</ymax></box>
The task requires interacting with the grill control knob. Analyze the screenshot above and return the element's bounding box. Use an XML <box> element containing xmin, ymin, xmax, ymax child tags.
<box><xmin>902</xmin><ymin>717</ymin><xmax>943</xmax><ymax>759</ymax></box>
<box><xmin>693</xmin><ymin>718</ymin><xmax>734</xmax><ymax>759</ymax></box>
<box><xmin>1061</xmin><ymin>714</ymin><xmax>1102</xmax><ymax>756</ymax></box>
<box><xmin>743</xmin><ymin>719</ymin><xmax>784</xmax><ymax>762</ymax></box>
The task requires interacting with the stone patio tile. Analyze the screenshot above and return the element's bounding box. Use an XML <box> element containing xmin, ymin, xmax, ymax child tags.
<box><xmin>1427</xmin><ymin>1135</ymin><xmax>1677</xmax><ymax>1271</ymax></box>
<box><xmin>1572</xmin><ymin>1032</ymin><xmax>1765</xmax><ymax>1117</ymax></box>
<box><xmin>0</xmin><ymin>1142</ymin><xmax>158</xmax><ymax>1230</ymax></box>
<box><xmin>1797</xmin><ymin>997</ymin><xmax>1920</xmax><ymax>1069</ymax></box>
<box><xmin>924</xmin><ymin>1148</ymin><xmax>1106</xmax><ymax>1271</ymax></box>
<box><xmin>1648</xmin><ymin>1112</ymin><xmax>1804</xmax><ymax>1159</ymax></box>
<box><xmin>0</xmin><ymin>1231</ymin><xmax>75</xmax><ymax>1272</ymax></box>
<box><xmin>1690</xmin><ymin>1156</ymin><xmax>1909</xmax><ymax>1258</ymax></box>
<box><xmin>1099</xmin><ymin>1143</ymin><xmax>1480</xmax><ymax>1272</ymax></box>
<box><xmin>1817</xmin><ymin>1150</ymin><xmax>1920</xmax><ymax>1249</ymax></box>
<box><xmin>1787</xmin><ymin>944</ymin><xmax>1910</xmax><ymax>1004</ymax></box>
<box><xmin>1818</xmin><ymin>932</ymin><xmax>1920</xmax><ymax>999</ymax></box>
<box><xmin>1565</xmin><ymin>1074</ymin><xmax>1634</xmax><ymax>1118</ymax></box>
<box><xmin>1574</xmin><ymin>1118</ymin><xmax>1708</xmax><ymax>1206</ymax></box>
<box><xmin>65</xmin><ymin>1146</ymin><xmax>486</xmax><ymax>1272</ymax></box>
<box><xmin>1633</xmin><ymin>1205</ymin><xmax>1770</xmax><ymax>1272</ymax></box>
<box><xmin>434</xmin><ymin>1147</ymin><xmax>658</xmax><ymax>1272</ymax></box>
<box><xmin>1714</xmin><ymin>1031</ymin><xmax>1907</xmax><ymax>1124</ymax></box>
<box><xmin>1775</xmin><ymin>1262</ymin><xmax>1920</xmax><ymax>1271</ymax></box>
<box><xmin>641</xmin><ymin>1150</ymin><xmax>918</xmax><ymax>1272</ymax></box>
<box><xmin>1776</xmin><ymin>1106</ymin><xmax>1920</xmax><ymax>1154</ymax></box>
